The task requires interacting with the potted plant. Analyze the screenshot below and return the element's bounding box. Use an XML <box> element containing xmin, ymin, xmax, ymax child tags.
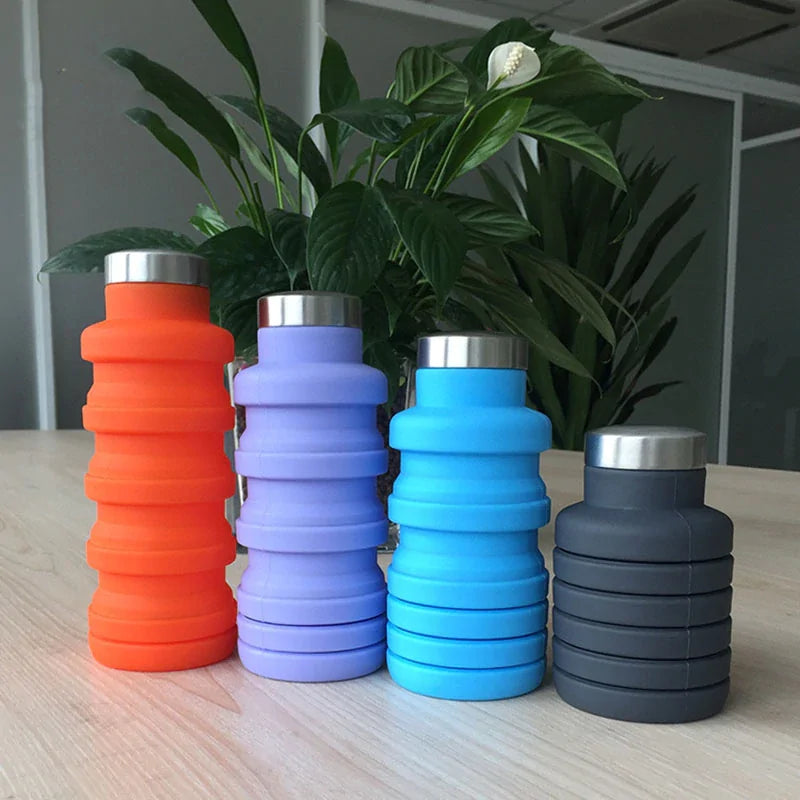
<box><xmin>42</xmin><ymin>1</ymin><xmax>650</xmax><ymax>404</ymax></box>
<box><xmin>481</xmin><ymin>122</ymin><xmax>702</xmax><ymax>449</ymax></box>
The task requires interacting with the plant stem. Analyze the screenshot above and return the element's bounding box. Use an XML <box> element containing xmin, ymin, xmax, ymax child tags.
<box><xmin>200</xmin><ymin>179</ymin><xmax>221</xmax><ymax>214</ymax></box>
<box><xmin>424</xmin><ymin>107</ymin><xmax>474</xmax><ymax>197</ymax></box>
<box><xmin>225</xmin><ymin>159</ymin><xmax>261</xmax><ymax>233</ymax></box>
<box><xmin>365</xmin><ymin>141</ymin><xmax>379</xmax><ymax>184</ymax></box>
<box><xmin>255</xmin><ymin>95</ymin><xmax>284</xmax><ymax>210</ymax></box>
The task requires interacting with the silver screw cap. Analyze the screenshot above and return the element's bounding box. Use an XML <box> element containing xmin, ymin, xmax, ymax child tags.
<box><xmin>104</xmin><ymin>250</ymin><xmax>210</xmax><ymax>286</ymax></box>
<box><xmin>417</xmin><ymin>332</ymin><xmax>528</xmax><ymax>369</ymax></box>
<box><xmin>258</xmin><ymin>292</ymin><xmax>362</xmax><ymax>328</ymax></box>
<box><xmin>585</xmin><ymin>425</ymin><xmax>707</xmax><ymax>471</ymax></box>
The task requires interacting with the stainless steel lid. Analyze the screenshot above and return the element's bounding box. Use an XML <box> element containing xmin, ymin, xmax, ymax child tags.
<box><xmin>417</xmin><ymin>332</ymin><xmax>528</xmax><ymax>369</ymax></box>
<box><xmin>104</xmin><ymin>250</ymin><xmax>210</xmax><ymax>286</ymax></box>
<box><xmin>258</xmin><ymin>292</ymin><xmax>361</xmax><ymax>328</ymax></box>
<box><xmin>585</xmin><ymin>425</ymin><xmax>707</xmax><ymax>471</ymax></box>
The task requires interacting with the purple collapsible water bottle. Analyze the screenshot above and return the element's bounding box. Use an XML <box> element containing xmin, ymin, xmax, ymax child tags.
<box><xmin>234</xmin><ymin>292</ymin><xmax>388</xmax><ymax>681</ymax></box>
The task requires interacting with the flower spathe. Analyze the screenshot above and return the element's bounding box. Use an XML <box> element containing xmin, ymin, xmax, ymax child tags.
<box><xmin>487</xmin><ymin>41</ymin><xmax>541</xmax><ymax>89</ymax></box>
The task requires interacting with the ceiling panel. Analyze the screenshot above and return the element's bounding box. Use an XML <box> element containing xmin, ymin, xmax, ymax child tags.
<box><xmin>556</xmin><ymin>0</ymin><xmax>642</xmax><ymax>23</ymax></box>
<box><xmin>720</xmin><ymin>26</ymin><xmax>800</xmax><ymax>71</ymax></box>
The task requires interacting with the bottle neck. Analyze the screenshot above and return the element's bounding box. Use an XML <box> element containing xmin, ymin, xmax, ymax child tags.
<box><xmin>104</xmin><ymin>283</ymin><xmax>209</xmax><ymax>321</ymax></box>
<box><xmin>584</xmin><ymin>466</ymin><xmax>707</xmax><ymax>509</ymax></box>
<box><xmin>258</xmin><ymin>325</ymin><xmax>363</xmax><ymax>363</ymax></box>
<box><xmin>415</xmin><ymin>368</ymin><xmax>527</xmax><ymax>407</ymax></box>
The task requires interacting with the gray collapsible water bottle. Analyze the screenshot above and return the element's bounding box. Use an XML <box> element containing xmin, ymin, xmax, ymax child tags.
<box><xmin>553</xmin><ymin>426</ymin><xmax>734</xmax><ymax>723</ymax></box>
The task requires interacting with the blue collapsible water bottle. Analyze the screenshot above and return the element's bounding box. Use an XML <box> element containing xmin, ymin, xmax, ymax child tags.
<box><xmin>386</xmin><ymin>333</ymin><xmax>551</xmax><ymax>700</ymax></box>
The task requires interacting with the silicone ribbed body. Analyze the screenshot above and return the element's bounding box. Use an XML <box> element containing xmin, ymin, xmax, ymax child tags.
<box><xmin>234</xmin><ymin>326</ymin><xmax>387</xmax><ymax>681</ymax></box>
<box><xmin>81</xmin><ymin>283</ymin><xmax>237</xmax><ymax>671</ymax></box>
<box><xmin>387</xmin><ymin>368</ymin><xmax>551</xmax><ymax>700</ymax></box>
<box><xmin>553</xmin><ymin>464</ymin><xmax>734</xmax><ymax>722</ymax></box>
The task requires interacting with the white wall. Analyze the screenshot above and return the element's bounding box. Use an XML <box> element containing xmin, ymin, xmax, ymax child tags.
<box><xmin>11</xmin><ymin>0</ymin><xmax>315</xmax><ymax>428</ymax></box>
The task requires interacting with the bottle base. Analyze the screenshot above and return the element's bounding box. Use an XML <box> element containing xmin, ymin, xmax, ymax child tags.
<box><xmin>553</xmin><ymin>667</ymin><xmax>730</xmax><ymax>723</ymax></box>
<box><xmin>386</xmin><ymin>651</ymin><xmax>545</xmax><ymax>701</ymax></box>
<box><xmin>237</xmin><ymin>639</ymin><xmax>386</xmax><ymax>682</ymax></box>
<box><xmin>88</xmin><ymin>627</ymin><xmax>236</xmax><ymax>671</ymax></box>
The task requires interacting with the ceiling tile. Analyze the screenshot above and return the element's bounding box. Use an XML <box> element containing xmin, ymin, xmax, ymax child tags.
<box><xmin>556</xmin><ymin>0</ymin><xmax>643</xmax><ymax>23</ymax></box>
<box><xmin>531</xmin><ymin>12</ymin><xmax>586</xmax><ymax>31</ymax></box>
<box><xmin>719</xmin><ymin>26</ymin><xmax>800</xmax><ymax>72</ymax></box>
<box><xmin>431</xmin><ymin>0</ymin><xmax>565</xmax><ymax>15</ymax></box>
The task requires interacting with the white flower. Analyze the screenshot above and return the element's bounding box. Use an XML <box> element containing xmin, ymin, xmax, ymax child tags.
<box><xmin>487</xmin><ymin>41</ymin><xmax>541</xmax><ymax>89</ymax></box>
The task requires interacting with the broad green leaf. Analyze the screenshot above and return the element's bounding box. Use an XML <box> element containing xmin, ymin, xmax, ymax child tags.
<box><xmin>444</xmin><ymin>97</ymin><xmax>530</xmax><ymax>183</ymax></box>
<box><xmin>639</xmin><ymin>232</ymin><xmax>703</xmax><ymax>314</ymax></box>
<box><xmin>520</xmin><ymin>105</ymin><xmax>625</xmax><ymax>189</ymax></box>
<box><xmin>319</xmin><ymin>37</ymin><xmax>359</xmax><ymax>170</ymax></box>
<box><xmin>190</xmin><ymin>0</ymin><xmax>260</xmax><ymax>92</ymax></box>
<box><xmin>190</xmin><ymin>203</ymin><xmax>228</xmax><ymax>237</ymax></box>
<box><xmin>376</xmin><ymin>262</ymin><xmax>415</xmax><ymax>332</ymax></box>
<box><xmin>440</xmin><ymin>194</ymin><xmax>536</xmax><ymax>247</ymax></box>
<box><xmin>523</xmin><ymin>46</ymin><xmax>651</xmax><ymax>120</ymax></box>
<box><xmin>610</xmin><ymin>188</ymin><xmax>696</xmax><ymax>299</ymax></box>
<box><xmin>41</xmin><ymin>228</ymin><xmax>196</xmax><ymax>273</ymax></box>
<box><xmin>613</xmin><ymin>299</ymin><xmax>670</xmax><ymax>382</ymax></box>
<box><xmin>512</xmin><ymin>247</ymin><xmax>616</xmax><ymax>346</ymax></box>
<box><xmin>307</xmin><ymin>182</ymin><xmax>393</xmax><ymax>295</ymax></box>
<box><xmin>218</xmin><ymin>295</ymin><xmax>261</xmax><ymax>355</ymax></box>
<box><xmin>361</xmin><ymin>288</ymin><xmax>391</xmax><ymax>349</ymax></box>
<box><xmin>124</xmin><ymin>107</ymin><xmax>204</xmax><ymax>182</ymax></box>
<box><xmin>195</xmin><ymin>226</ymin><xmax>288</xmax><ymax>307</ymax></box>
<box><xmin>395</xmin><ymin>116</ymin><xmax>456</xmax><ymax>190</ymax></box>
<box><xmin>316</xmin><ymin>99</ymin><xmax>414</xmax><ymax>144</ymax></box>
<box><xmin>394</xmin><ymin>46</ymin><xmax>468</xmax><ymax>113</ymax></box>
<box><xmin>463</xmin><ymin>18</ymin><xmax>552</xmax><ymax>77</ymax></box>
<box><xmin>216</xmin><ymin>95</ymin><xmax>331</xmax><ymax>197</ymax></box>
<box><xmin>434</xmin><ymin>35</ymin><xmax>478</xmax><ymax>53</ymax></box>
<box><xmin>106</xmin><ymin>48</ymin><xmax>239</xmax><ymax>158</ymax></box>
<box><xmin>379</xmin><ymin>187</ymin><xmax>467</xmax><ymax>302</ymax></box>
<box><xmin>266</xmin><ymin>210</ymin><xmax>308</xmax><ymax>288</ymax></box>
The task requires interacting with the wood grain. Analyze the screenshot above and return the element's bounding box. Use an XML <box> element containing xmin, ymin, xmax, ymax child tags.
<box><xmin>0</xmin><ymin>431</ymin><xmax>798</xmax><ymax>799</ymax></box>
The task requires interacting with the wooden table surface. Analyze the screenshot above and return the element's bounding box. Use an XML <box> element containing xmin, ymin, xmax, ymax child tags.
<box><xmin>1</xmin><ymin>431</ymin><xmax>799</xmax><ymax>799</ymax></box>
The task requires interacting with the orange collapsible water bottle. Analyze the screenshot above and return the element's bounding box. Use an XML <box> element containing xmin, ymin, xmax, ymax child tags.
<box><xmin>81</xmin><ymin>250</ymin><xmax>237</xmax><ymax>671</ymax></box>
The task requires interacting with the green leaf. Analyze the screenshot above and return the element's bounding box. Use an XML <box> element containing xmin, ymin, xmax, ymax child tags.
<box><xmin>218</xmin><ymin>295</ymin><xmax>261</xmax><ymax>355</ymax></box>
<box><xmin>41</xmin><ymin>228</ymin><xmax>196</xmax><ymax>273</ymax></box>
<box><xmin>610</xmin><ymin>188</ymin><xmax>696</xmax><ymax>300</ymax></box>
<box><xmin>524</xmin><ymin>46</ymin><xmax>651</xmax><ymax>121</ymax></box>
<box><xmin>123</xmin><ymin>107</ymin><xmax>204</xmax><ymax>182</ymax></box>
<box><xmin>195</xmin><ymin>226</ymin><xmax>288</xmax><ymax>307</ymax></box>
<box><xmin>266</xmin><ymin>210</ymin><xmax>308</xmax><ymax>289</ymax></box>
<box><xmin>460</xmin><ymin>276</ymin><xmax>592</xmax><ymax>379</ymax></box>
<box><xmin>479</xmin><ymin>166</ymin><xmax>522</xmax><ymax>214</ymax></box>
<box><xmin>434</xmin><ymin>35</ymin><xmax>478</xmax><ymax>54</ymax></box>
<box><xmin>394</xmin><ymin>46</ymin><xmax>468</xmax><ymax>114</ymax></box>
<box><xmin>307</xmin><ymin>182</ymin><xmax>393</xmax><ymax>295</ymax></box>
<box><xmin>319</xmin><ymin>37</ymin><xmax>359</xmax><ymax>170</ymax></box>
<box><xmin>520</xmin><ymin>105</ymin><xmax>625</xmax><ymax>189</ymax></box>
<box><xmin>190</xmin><ymin>0</ymin><xmax>260</xmax><ymax>92</ymax></box>
<box><xmin>639</xmin><ymin>233</ymin><xmax>703</xmax><ymax>314</ymax></box>
<box><xmin>614</xmin><ymin>380</ymin><xmax>680</xmax><ymax>425</ymax></box>
<box><xmin>528</xmin><ymin>354</ymin><xmax>566</xmax><ymax>443</ymax></box>
<box><xmin>439</xmin><ymin>194</ymin><xmax>536</xmax><ymax>247</ymax></box>
<box><xmin>445</xmin><ymin>97</ymin><xmax>531</xmax><ymax>183</ymax></box>
<box><xmin>223</xmin><ymin>112</ymin><xmax>292</xmax><ymax>204</ymax></box>
<box><xmin>216</xmin><ymin>95</ymin><xmax>331</xmax><ymax>198</ymax></box>
<box><xmin>364</xmin><ymin>340</ymin><xmax>402</xmax><ymax>414</ymax></box>
<box><xmin>463</xmin><ymin>18</ymin><xmax>552</xmax><ymax>77</ymax></box>
<box><xmin>512</xmin><ymin>247</ymin><xmax>616</xmax><ymax>346</ymax></box>
<box><xmin>106</xmin><ymin>48</ymin><xmax>239</xmax><ymax>158</ymax></box>
<box><xmin>376</xmin><ymin>262</ymin><xmax>415</xmax><ymax>333</ymax></box>
<box><xmin>379</xmin><ymin>187</ymin><xmax>467</xmax><ymax>302</ymax></box>
<box><xmin>190</xmin><ymin>203</ymin><xmax>228</xmax><ymax>237</ymax></box>
<box><xmin>316</xmin><ymin>99</ymin><xmax>414</xmax><ymax>144</ymax></box>
<box><xmin>563</xmin><ymin>320</ymin><xmax>597</xmax><ymax>450</ymax></box>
